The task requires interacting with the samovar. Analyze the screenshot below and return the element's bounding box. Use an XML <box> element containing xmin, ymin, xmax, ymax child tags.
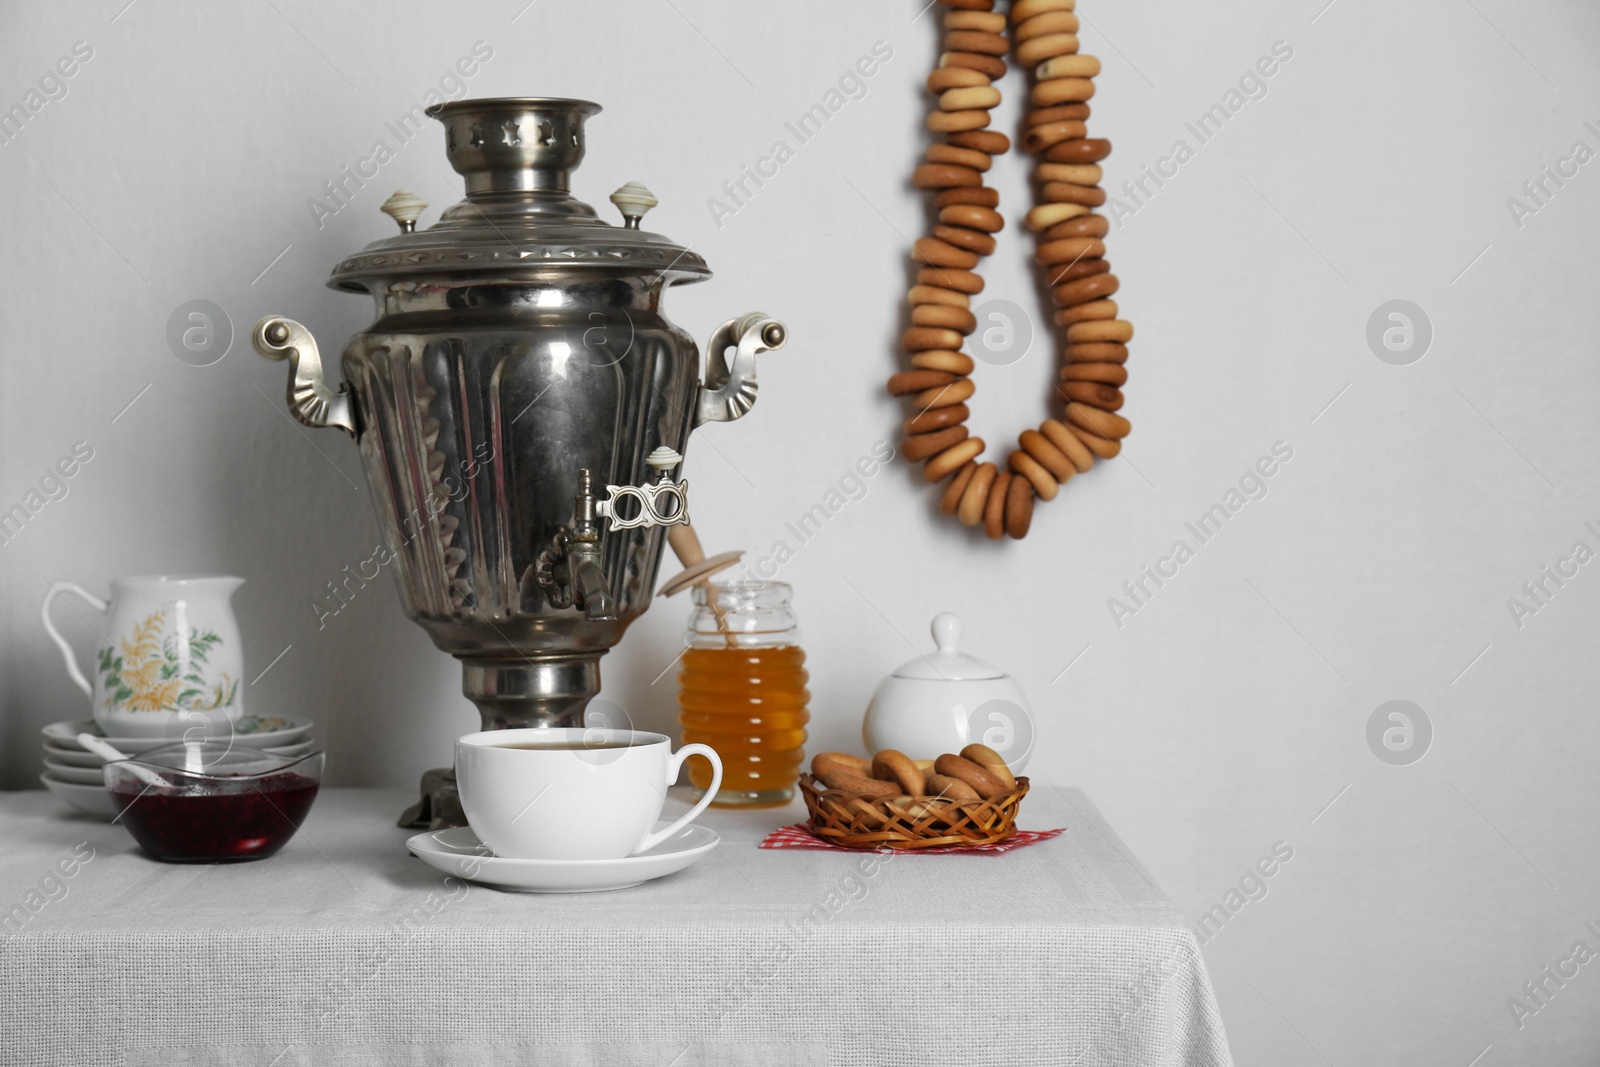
<box><xmin>251</xmin><ymin>97</ymin><xmax>786</xmax><ymax>825</ymax></box>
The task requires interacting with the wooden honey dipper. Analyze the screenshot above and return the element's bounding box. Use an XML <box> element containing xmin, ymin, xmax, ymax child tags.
<box><xmin>658</xmin><ymin>525</ymin><xmax>744</xmax><ymax>641</ymax></box>
<box><xmin>658</xmin><ymin>525</ymin><xmax>744</xmax><ymax>598</ymax></box>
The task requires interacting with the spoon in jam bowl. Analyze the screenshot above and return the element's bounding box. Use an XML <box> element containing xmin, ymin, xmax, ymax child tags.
<box><xmin>76</xmin><ymin>732</ymin><xmax>173</xmax><ymax>788</ymax></box>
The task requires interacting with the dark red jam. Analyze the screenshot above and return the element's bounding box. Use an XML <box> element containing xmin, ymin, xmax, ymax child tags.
<box><xmin>111</xmin><ymin>772</ymin><xmax>320</xmax><ymax>863</ymax></box>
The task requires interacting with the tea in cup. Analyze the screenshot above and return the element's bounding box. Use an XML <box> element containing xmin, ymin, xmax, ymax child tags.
<box><xmin>455</xmin><ymin>728</ymin><xmax>723</xmax><ymax>861</ymax></box>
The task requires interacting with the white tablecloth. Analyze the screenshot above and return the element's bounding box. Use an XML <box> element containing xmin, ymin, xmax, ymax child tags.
<box><xmin>0</xmin><ymin>786</ymin><xmax>1233</xmax><ymax>1067</ymax></box>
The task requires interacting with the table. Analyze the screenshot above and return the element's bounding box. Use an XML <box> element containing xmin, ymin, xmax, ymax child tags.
<box><xmin>0</xmin><ymin>787</ymin><xmax>1234</xmax><ymax>1067</ymax></box>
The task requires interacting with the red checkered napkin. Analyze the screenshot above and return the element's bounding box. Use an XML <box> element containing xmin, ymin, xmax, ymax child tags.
<box><xmin>759</xmin><ymin>822</ymin><xmax>1066</xmax><ymax>854</ymax></box>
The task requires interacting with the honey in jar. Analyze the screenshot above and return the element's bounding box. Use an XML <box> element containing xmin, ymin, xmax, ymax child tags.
<box><xmin>677</xmin><ymin>579</ymin><xmax>808</xmax><ymax>807</ymax></box>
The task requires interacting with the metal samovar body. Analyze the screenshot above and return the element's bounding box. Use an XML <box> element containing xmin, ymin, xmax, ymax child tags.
<box><xmin>250</xmin><ymin>98</ymin><xmax>785</xmax><ymax>825</ymax></box>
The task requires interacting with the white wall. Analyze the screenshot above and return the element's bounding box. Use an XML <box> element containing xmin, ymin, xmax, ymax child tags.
<box><xmin>4</xmin><ymin>1</ymin><xmax>1599</xmax><ymax>1062</ymax></box>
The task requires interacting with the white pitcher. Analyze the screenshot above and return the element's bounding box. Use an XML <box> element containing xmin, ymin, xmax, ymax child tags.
<box><xmin>41</xmin><ymin>575</ymin><xmax>246</xmax><ymax>741</ymax></box>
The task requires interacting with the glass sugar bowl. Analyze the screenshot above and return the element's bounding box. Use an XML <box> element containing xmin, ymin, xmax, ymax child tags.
<box><xmin>677</xmin><ymin>578</ymin><xmax>809</xmax><ymax>807</ymax></box>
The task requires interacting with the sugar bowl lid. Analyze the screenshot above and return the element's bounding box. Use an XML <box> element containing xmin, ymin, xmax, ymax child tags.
<box><xmin>328</xmin><ymin>97</ymin><xmax>709</xmax><ymax>292</ymax></box>
<box><xmin>892</xmin><ymin>612</ymin><xmax>1004</xmax><ymax>680</ymax></box>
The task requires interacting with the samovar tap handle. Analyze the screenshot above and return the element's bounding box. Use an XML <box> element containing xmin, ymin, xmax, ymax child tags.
<box><xmin>695</xmin><ymin>312</ymin><xmax>787</xmax><ymax>426</ymax></box>
<box><xmin>539</xmin><ymin>455</ymin><xmax>686</xmax><ymax>621</ymax></box>
<box><xmin>251</xmin><ymin>317</ymin><xmax>357</xmax><ymax>436</ymax></box>
<box><xmin>595</xmin><ymin>447</ymin><xmax>689</xmax><ymax>530</ymax></box>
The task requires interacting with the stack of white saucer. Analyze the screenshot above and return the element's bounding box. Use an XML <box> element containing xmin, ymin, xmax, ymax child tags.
<box><xmin>39</xmin><ymin>715</ymin><xmax>316</xmax><ymax>819</ymax></box>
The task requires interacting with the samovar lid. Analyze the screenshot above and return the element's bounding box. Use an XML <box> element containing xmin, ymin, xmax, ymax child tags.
<box><xmin>327</xmin><ymin>97</ymin><xmax>710</xmax><ymax>292</ymax></box>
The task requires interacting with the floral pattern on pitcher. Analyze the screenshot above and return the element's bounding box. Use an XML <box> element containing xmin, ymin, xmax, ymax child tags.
<box><xmin>94</xmin><ymin>605</ymin><xmax>239</xmax><ymax>714</ymax></box>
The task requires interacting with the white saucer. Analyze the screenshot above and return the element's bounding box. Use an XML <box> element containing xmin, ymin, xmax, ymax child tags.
<box><xmin>40</xmin><ymin>743</ymin><xmax>110</xmax><ymax>768</ymax></box>
<box><xmin>42</xmin><ymin>760</ymin><xmax>103</xmax><ymax>785</ymax></box>
<box><xmin>43</xmin><ymin>716</ymin><xmax>313</xmax><ymax>750</ymax></box>
<box><xmin>407</xmin><ymin>823</ymin><xmax>720</xmax><ymax>893</ymax></box>
<box><xmin>39</xmin><ymin>773</ymin><xmax>116</xmax><ymax>820</ymax></box>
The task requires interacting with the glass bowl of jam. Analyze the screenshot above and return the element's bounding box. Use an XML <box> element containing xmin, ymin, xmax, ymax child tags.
<box><xmin>104</xmin><ymin>741</ymin><xmax>324</xmax><ymax>863</ymax></box>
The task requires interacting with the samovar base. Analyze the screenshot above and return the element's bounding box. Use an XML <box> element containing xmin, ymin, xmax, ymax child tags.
<box><xmin>462</xmin><ymin>650</ymin><xmax>605</xmax><ymax>730</ymax></box>
<box><xmin>397</xmin><ymin>651</ymin><xmax>609</xmax><ymax>829</ymax></box>
<box><xmin>397</xmin><ymin>767</ymin><xmax>464</xmax><ymax>830</ymax></box>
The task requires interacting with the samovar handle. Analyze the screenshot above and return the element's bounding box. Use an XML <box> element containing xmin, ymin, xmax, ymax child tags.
<box><xmin>695</xmin><ymin>312</ymin><xmax>787</xmax><ymax>426</ymax></box>
<box><xmin>250</xmin><ymin>317</ymin><xmax>357</xmax><ymax>436</ymax></box>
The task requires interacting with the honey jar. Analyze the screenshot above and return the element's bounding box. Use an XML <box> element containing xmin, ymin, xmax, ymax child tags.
<box><xmin>677</xmin><ymin>579</ymin><xmax>809</xmax><ymax>807</ymax></box>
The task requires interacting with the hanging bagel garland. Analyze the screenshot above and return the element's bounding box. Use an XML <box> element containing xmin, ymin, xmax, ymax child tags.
<box><xmin>890</xmin><ymin>0</ymin><xmax>1132</xmax><ymax>540</ymax></box>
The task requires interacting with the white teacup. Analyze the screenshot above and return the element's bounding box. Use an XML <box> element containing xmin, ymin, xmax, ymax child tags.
<box><xmin>455</xmin><ymin>728</ymin><xmax>723</xmax><ymax>861</ymax></box>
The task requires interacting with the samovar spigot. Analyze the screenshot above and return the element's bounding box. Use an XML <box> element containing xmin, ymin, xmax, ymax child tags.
<box><xmin>539</xmin><ymin>451</ymin><xmax>690</xmax><ymax>621</ymax></box>
<box><xmin>546</xmin><ymin>469</ymin><xmax>616</xmax><ymax>622</ymax></box>
<box><xmin>569</xmin><ymin>469</ymin><xmax>615</xmax><ymax>621</ymax></box>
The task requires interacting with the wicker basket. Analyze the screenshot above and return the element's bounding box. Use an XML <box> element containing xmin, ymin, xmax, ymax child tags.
<box><xmin>798</xmin><ymin>772</ymin><xmax>1029</xmax><ymax>850</ymax></box>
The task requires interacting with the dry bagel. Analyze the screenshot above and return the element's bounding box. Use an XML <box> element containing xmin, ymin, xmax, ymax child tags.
<box><xmin>924</xmin><ymin>773</ymin><xmax>981</xmax><ymax>801</ymax></box>
<box><xmin>811</xmin><ymin>752</ymin><xmax>871</xmax><ymax>780</ymax></box>
<box><xmin>960</xmin><ymin>743</ymin><xmax>1017</xmax><ymax>789</ymax></box>
<box><xmin>871</xmin><ymin>750</ymin><xmax>928</xmax><ymax>796</ymax></box>
<box><xmin>820</xmin><ymin>769</ymin><xmax>902</xmax><ymax>799</ymax></box>
<box><xmin>934</xmin><ymin>753</ymin><xmax>1009</xmax><ymax>799</ymax></box>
